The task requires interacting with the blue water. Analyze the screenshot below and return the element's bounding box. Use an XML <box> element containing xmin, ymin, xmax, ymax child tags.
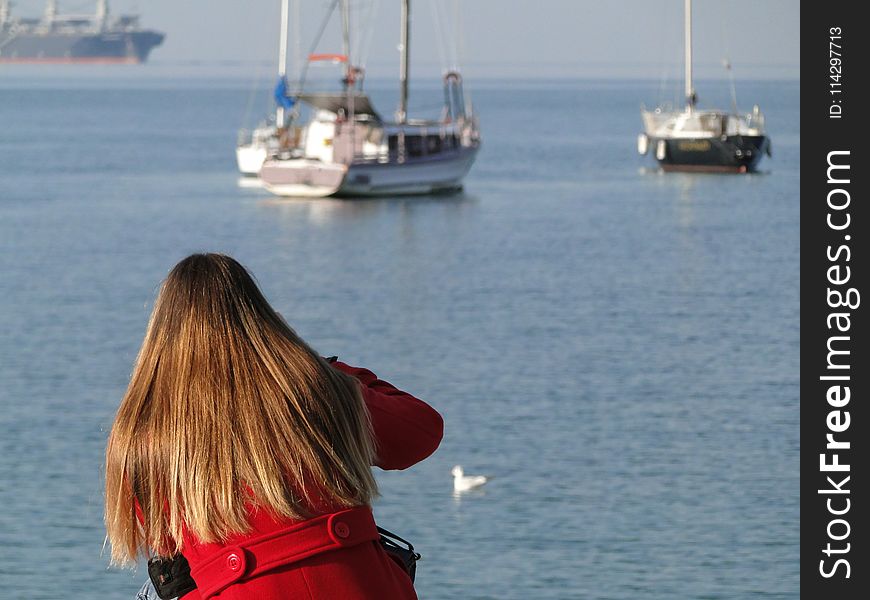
<box><xmin>0</xmin><ymin>72</ymin><xmax>799</xmax><ymax>599</ymax></box>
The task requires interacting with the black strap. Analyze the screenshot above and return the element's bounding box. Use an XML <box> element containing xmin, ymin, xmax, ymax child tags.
<box><xmin>377</xmin><ymin>527</ymin><xmax>421</xmax><ymax>582</ymax></box>
<box><xmin>377</xmin><ymin>526</ymin><xmax>415</xmax><ymax>550</ymax></box>
<box><xmin>147</xmin><ymin>555</ymin><xmax>196</xmax><ymax>600</ymax></box>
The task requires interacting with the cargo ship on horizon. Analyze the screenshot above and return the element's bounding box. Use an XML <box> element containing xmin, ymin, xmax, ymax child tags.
<box><xmin>0</xmin><ymin>1</ymin><xmax>164</xmax><ymax>64</ymax></box>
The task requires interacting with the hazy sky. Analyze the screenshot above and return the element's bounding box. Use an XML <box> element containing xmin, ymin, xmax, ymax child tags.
<box><xmin>14</xmin><ymin>1</ymin><xmax>800</xmax><ymax>79</ymax></box>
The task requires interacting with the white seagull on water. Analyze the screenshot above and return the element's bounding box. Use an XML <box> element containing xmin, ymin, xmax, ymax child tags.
<box><xmin>452</xmin><ymin>465</ymin><xmax>488</xmax><ymax>493</ymax></box>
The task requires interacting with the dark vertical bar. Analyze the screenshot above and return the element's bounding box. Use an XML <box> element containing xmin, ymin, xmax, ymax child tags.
<box><xmin>802</xmin><ymin>3</ymin><xmax>866</xmax><ymax>598</ymax></box>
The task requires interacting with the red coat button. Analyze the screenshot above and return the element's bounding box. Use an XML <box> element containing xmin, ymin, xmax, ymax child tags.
<box><xmin>226</xmin><ymin>552</ymin><xmax>242</xmax><ymax>572</ymax></box>
<box><xmin>334</xmin><ymin>521</ymin><xmax>351</xmax><ymax>539</ymax></box>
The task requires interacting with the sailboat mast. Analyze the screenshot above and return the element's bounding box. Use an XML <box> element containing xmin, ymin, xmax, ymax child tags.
<box><xmin>277</xmin><ymin>0</ymin><xmax>290</xmax><ymax>126</ymax></box>
<box><xmin>684</xmin><ymin>0</ymin><xmax>695</xmax><ymax>109</ymax></box>
<box><xmin>340</xmin><ymin>0</ymin><xmax>351</xmax><ymax>84</ymax></box>
<box><xmin>398</xmin><ymin>0</ymin><xmax>410</xmax><ymax>123</ymax></box>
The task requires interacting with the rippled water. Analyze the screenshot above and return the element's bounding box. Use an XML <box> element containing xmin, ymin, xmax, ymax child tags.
<box><xmin>0</xmin><ymin>73</ymin><xmax>799</xmax><ymax>599</ymax></box>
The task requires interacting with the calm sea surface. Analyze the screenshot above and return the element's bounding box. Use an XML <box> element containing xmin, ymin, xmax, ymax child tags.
<box><xmin>0</xmin><ymin>72</ymin><xmax>799</xmax><ymax>599</ymax></box>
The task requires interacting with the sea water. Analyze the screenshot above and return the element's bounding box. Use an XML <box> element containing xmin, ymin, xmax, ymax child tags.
<box><xmin>0</xmin><ymin>72</ymin><xmax>799</xmax><ymax>599</ymax></box>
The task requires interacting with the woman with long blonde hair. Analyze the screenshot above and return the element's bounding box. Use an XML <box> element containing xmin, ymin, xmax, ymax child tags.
<box><xmin>105</xmin><ymin>253</ymin><xmax>443</xmax><ymax>599</ymax></box>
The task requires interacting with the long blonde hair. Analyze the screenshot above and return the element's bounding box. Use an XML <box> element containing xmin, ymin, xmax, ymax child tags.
<box><xmin>105</xmin><ymin>253</ymin><xmax>377</xmax><ymax>565</ymax></box>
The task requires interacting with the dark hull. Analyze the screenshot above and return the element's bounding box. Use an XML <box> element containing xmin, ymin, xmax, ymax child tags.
<box><xmin>653</xmin><ymin>135</ymin><xmax>769</xmax><ymax>173</ymax></box>
<box><xmin>0</xmin><ymin>30</ymin><xmax>164</xmax><ymax>63</ymax></box>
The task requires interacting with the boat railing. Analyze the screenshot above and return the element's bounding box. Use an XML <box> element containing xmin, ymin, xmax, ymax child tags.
<box><xmin>339</xmin><ymin>112</ymin><xmax>477</xmax><ymax>164</ymax></box>
<box><xmin>349</xmin><ymin>127</ymin><xmax>464</xmax><ymax>165</ymax></box>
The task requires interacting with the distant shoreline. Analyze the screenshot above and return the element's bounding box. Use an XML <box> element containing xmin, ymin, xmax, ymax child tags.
<box><xmin>0</xmin><ymin>59</ymin><xmax>799</xmax><ymax>83</ymax></box>
<box><xmin>0</xmin><ymin>63</ymin><xmax>800</xmax><ymax>85</ymax></box>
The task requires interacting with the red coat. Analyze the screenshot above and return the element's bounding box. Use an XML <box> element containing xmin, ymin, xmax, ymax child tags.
<box><xmin>178</xmin><ymin>361</ymin><xmax>444</xmax><ymax>600</ymax></box>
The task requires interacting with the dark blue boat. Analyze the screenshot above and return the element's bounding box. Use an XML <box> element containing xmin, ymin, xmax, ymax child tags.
<box><xmin>637</xmin><ymin>0</ymin><xmax>770</xmax><ymax>173</ymax></box>
<box><xmin>639</xmin><ymin>107</ymin><xmax>770</xmax><ymax>173</ymax></box>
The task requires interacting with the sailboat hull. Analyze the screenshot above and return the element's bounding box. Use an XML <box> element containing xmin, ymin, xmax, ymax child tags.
<box><xmin>653</xmin><ymin>134</ymin><xmax>769</xmax><ymax>173</ymax></box>
<box><xmin>261</xmin><ymin>145</ymin><xmax>479</xmax><ymax>198</ymax></box>
<box><xmin>259</xmin><ymin>160</ymin><xmax>349</xmax><ymax>197</ymax></box>
<box><xmin>338</xmin><ymin>146</ymin><xmax>478</xmax><ymax>196</ymax></box>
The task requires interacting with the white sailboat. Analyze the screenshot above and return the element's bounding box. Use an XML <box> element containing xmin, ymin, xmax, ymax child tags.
<box><xmin>257</xmin><ymin>0</ymin><xmax>480</xmax><ymax>197</ymax></box>
<box><xmin>235</xmin><ymin>0</ymin><xmax>293</xmax><ymax>177</ymax></box>
<box><xmin>638</xmin><ymin>0</ymin><xmax>770</xmax><ymax>173</ymax></box>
